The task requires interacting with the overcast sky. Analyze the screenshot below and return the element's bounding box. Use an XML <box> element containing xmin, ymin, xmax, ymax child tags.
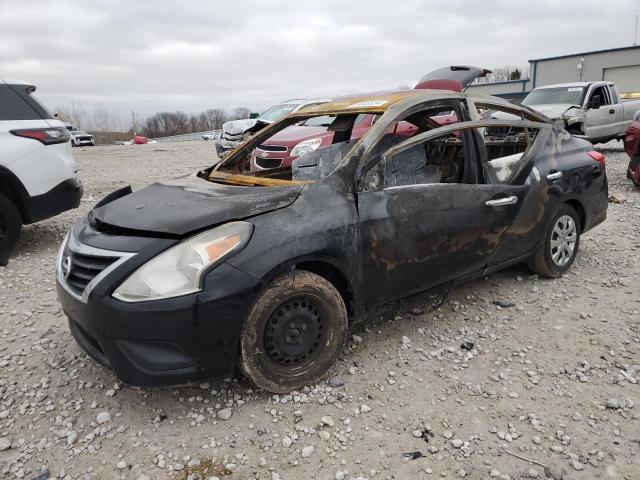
<box><xmin>2</xmin><ymin>0</ymin><xmax>639</xmax><ymax>118</ymax></box>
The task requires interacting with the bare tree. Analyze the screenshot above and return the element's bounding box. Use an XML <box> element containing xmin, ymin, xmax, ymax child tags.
<box><xmin>231</xmin><ymin>107</ymin><xmax>252</xmax><ymax>120</ymax></box>
<box><xmin>68</xmin><ymin>99</ymin><xmax>86</xmax><ymax>128</ymax></box>
<box><xmin>53</xmin><ymin>105</ymin><xmax>73</xmax><ymax>125</ymax></box>
<box><xmin>204</xmin><ymin>108</ymin><xmax>227</xmax><ymax>129</ymax></box>
<box><xmin>478</xmin><ymin>65</ymin><xmax>529</xmax><ymax>84</ymax></box>
<box><xmin>53</xmin><ymin>99</ymin><xmax>256</xmax><ymax>138</ymax></box>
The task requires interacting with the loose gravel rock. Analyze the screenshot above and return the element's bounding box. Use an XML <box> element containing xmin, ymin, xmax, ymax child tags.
<box><xmin>0</xmin><ymin>143</ymin><xmax>638</xmax><ymax>479</ymax></box>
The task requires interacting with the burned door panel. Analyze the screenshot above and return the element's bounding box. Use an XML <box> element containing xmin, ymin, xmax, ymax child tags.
<box><xmin>358</xmin><ymin>183</ymin><xmax>526</xmax><ymax>308</ymax></box>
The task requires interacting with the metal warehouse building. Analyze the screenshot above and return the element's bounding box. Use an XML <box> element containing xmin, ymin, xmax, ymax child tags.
<box><xmin>466</xmin><ymin>45</ymin><xmax>640</xmax><ymax>101</ymax></box>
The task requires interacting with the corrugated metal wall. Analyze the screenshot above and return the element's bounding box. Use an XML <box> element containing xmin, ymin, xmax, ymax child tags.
<box><xmin>533</xmin><ymin>48</ymin><xmax>640</xmax><ymax>92</ymax></box>
<box><xmin>467</xmin><ymin>46</ymin><xmax>640</xmax><ymax>97</ymax></box>
<box><xmin>603</xmin><ymin>64</ymin><xmax>640</xmax><ymax>93</ymax></box>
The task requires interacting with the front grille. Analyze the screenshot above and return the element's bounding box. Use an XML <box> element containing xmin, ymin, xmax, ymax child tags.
<box><xmin>257</xmin><ymin>144</ymin><xmax>288</xmax><ymax>152</ymax></box>
<box><xmin>77</xmin><ymin>136</ymin><xmax>92</xmax><ymax>141</ymax></box>
<box><xmin>256</xmin><ymin>157</ymin><xmax>283</xmax><ymax>169</ymax></box>
<box><xmin>223</xmin><ymin>132</ymin><xmax>243</xmax><ymax>141</ymax></box>
<box><xmin>64</xmin><ymin>249</ymin><xmax>118</xmax><ymax>296</ymax></box>
<box><xmin>56</xmin><ymin>232</ymin><xmax>136</xmax><ymax>303</ymax></box>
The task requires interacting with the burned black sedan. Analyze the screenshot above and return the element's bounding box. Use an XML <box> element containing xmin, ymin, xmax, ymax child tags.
<box><xmin>56</xmin><ymin>90</ymin><xmax>607</xmax><ymax>393</ymax></box>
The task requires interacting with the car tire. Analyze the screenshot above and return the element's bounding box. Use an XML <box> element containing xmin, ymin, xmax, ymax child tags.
<box><xmin>527</xmin><ymin>203</ymin><xmax>580</xmax><ymax>278</ymax></box>
<box><xmin>0</xmin><ymin>193</ymin><xmax>22</xmax><ymax>265</ymax></box>
<box><xmin>239</xmin><ymin>271</ymin><xmax>348</xmax><ymax>393</ymax></box>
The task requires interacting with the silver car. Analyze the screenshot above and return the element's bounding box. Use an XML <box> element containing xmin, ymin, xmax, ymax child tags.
<box><xmin>215</xmin><ymin>98</ymin><xmax>331</xmax><ymax>156</ymax></box>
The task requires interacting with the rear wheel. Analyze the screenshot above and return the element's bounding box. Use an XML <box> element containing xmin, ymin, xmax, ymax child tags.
<box><xmin>239</xmin><ymin>271</ymin><xmax>348</xmax><ymax>393</ymax></box>
<box><xmin>527</xmin><ymin>203</ymin><xmax>580</xmax><ymax>278</ymax></box>
<box><xmin>0</xmin><ymin>193</ymin><xmax>22</xmax><ymax>265</ymax></box>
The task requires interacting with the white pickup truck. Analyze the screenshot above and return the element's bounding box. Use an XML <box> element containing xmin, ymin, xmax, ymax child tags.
<box><xmin>521</xmin><ymin>81</ymin><xmax>640</xmax><ymax>143</ymax></box>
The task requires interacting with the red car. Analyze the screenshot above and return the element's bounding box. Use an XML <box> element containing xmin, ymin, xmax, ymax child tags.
<box><xmin>625</xmin><ymin>111</ymin><xmax>640</xmax><ymax>186</ymax></box>
<box><xmin>251</xmin><ymin>114</ymin><xmax>418</xmax><ymax>170</ymax></box>
<box><xmin>250</xmin><ymin>65</ymin><xmax>487</xmax><ymax>172</ymax></box>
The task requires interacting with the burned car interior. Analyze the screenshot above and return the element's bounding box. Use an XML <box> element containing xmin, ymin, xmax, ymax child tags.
<box><xmin>202</xmin><ymin>96</ymin><xmax>547</xmax><ymax>193</ymax></box>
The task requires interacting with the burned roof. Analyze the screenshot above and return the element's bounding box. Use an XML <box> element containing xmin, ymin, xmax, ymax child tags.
<box><xmin>293</xmin><ymin>89</ymin><xmax>529</xmax><ymax>117</ymax></box>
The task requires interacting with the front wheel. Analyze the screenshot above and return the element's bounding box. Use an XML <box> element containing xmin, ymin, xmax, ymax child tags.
<box><xmin>239</xmin><ymin>271</ymin><xmax>348</xmax><ymax>393</ymax></box>
<box><xmin>527</xmin><ymin>203</ymin><xmax>580</xmax><ymax>278</ymax></box>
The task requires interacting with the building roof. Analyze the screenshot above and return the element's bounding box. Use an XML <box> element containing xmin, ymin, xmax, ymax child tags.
<box><xmin>529</xmin><ymin>45</ymin><xmax>640</xmax><ymax>63</ymax></box>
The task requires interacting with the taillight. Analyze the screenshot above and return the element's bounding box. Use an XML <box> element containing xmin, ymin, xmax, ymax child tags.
<box><xmin>10</xmin><ymin>127</ymin><xmax>70</xmax><ymax>145</ymax></box>
<box><xmin>587</xmin><ymin>150</ymin><xmax>605</xmax><ymax>168</ymax></box>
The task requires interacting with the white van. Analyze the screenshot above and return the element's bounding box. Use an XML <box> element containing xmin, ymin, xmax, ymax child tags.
<box><xmin>0</xmin><ymin>79</ymin><xmax>83</xmax><ymax>264</ymax></box>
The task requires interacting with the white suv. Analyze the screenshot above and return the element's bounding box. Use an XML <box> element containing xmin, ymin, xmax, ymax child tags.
<box><xmin>0</xmin><ymin>79</ymin><xmax>83</xmax><ymax>264</ymax></box>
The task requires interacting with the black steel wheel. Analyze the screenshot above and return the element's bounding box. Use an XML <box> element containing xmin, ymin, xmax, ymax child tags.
<box><xmin>239</xmin><ymin>271</ymin><xmax>348</xmax><ymax>393</ymax></box>
<box><xmin>263</xmin><ymin>297</ymin><xmax>326</xmax><ymax>365</ymax></box>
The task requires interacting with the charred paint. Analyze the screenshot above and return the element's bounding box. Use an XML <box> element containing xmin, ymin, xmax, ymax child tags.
<box><xmin>93</xmin><ymin>89</ymin><xmax>608</xmax><ymax>325</ymax></box>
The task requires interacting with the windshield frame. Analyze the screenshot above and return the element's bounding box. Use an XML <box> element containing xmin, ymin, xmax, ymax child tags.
<box><xmin>257</xmin><ymin>103</ymin><xmax>301</xmax><ymax>123</ymax></box>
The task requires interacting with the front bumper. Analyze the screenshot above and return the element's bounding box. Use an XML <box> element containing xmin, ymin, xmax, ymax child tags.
<box><xmin>24</xmin><ymin>178</ymin><xmax>83</xmax><ymax>224</ymax></box>
<box><xmin>214</xmin><ymin>139</ymin><xmax>240</xmax><ymax>156</ymax></box>
<box><xmin>56</xmin><ymin>226</ymin><xmax>260</xmax><ymax>386</ymax></box>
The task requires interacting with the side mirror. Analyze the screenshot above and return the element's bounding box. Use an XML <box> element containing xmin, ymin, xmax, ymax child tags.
<box><xmin>249</xmin><ymin>112</ymin><xmax>259</xmax><ymax>119</ymax></box>
<box><xmin>589</xmin><ymin>95</ymin><xmax>601</xmax><ymax>110</ymax></box>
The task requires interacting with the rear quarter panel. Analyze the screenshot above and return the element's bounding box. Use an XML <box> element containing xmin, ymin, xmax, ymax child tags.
<box><xmin>625</xmin><ymin>120</ymin><xmax>640</xmax><ymax>157</ymax></box>
<box><xmin>543</xmin><ymin>129</ymin><xmax>607</xmax><ymax>232</ymax></box>
<box><xmin>0</xmin><ymin>119</ymin><xmax>48</xmax><ymax>169</ymax></box>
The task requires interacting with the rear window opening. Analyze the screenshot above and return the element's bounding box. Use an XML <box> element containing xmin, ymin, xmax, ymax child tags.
<box><xmin>203</xmin><ymin>106</ymin><xmax>462</xmax><ymax>187</ymax></box>
<box><xmin>482</xmin><ymin>125</ymin><xmax>539</xmax><ymax>185</ymax></box>
<box><xmin>0</xmin><ymin>84</ymin><xmax>53</xmax><ymax>121</ymax></box>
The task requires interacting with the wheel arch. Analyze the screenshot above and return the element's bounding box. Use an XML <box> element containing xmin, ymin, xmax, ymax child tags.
<box><xmin>0</xmin><ymin>166</ymin><xmax>28</xmax><ymax>221</ymax></box>
<box><xmin>257</xmin><ymin>255</ymin><xmax>356</xmax><ymax>320</ymax></box>
<box><xmin>564</xmin><ymin>198</ymin><xmax>586</xmax><ymax>231</ymax></box>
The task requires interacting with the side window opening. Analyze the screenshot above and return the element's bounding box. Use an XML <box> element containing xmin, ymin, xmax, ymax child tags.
<box><xmin>590</xmin><ymin>86</ymin><xmax>611</xmax><ymax>106</ymax></box>
<box><xmin>481</xmin><ymin>125</ymin><xmax>538</xmax><ymax>185</ymax></box>
<box><xmin>383</xmin><ymin>131</ymin><xmax>467</xmax><ymax>188</ymax></box>
<box><xmin>360</xmin><ymin>102</ymin><xmax>472</xmax><ymax>190</ymax></box>
<box><xmin>0</xmin><ymin>85</ymin><xmax>46</xmax><ymax>121</ymax></box>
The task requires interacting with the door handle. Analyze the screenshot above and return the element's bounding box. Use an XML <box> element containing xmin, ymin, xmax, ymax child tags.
<box><xmin>485</xmin><ymin>195</ymin><xmax>518</xmax><ymax>207</ymax></box>
<box><xmin>547</xmin><ymin>171</ymin><xmax>563</xmax><ymax>181</ymax></box>
<box><xmin>609</xmin><ymin>109</ymin><xmax>615</xmax><ymax>114</ymax></box>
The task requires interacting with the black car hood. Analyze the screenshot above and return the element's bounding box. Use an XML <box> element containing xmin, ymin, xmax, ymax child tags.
<box><xmin>92</xmin><ymin>175</ymin><xmax>302</xmax><ymax>236</ymax></box>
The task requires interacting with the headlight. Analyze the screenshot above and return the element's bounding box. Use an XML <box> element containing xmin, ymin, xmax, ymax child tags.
<box><xmin>290</xmin><ymin>138</ymin><xmax>322</xmax><ymax>157</ymax></box>
<box><xmin>112</xmin><ymin>222</ymin><xmax>253</xmax><ymax>302</ymax></box>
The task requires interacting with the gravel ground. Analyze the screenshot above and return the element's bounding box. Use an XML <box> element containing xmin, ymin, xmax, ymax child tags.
<box><xmin>1</xmin><ymin>142</ymin><xmax>639</xmax><ymax>480</ymax></box>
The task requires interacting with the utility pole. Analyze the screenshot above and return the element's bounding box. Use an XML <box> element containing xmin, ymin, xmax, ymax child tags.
<box><xmin>131</xmin><ymin>110</ymin><xmax>136</xmax><ymax>135</ymax></box>
<box><xmin>635</xmin><ymin>14</ymin><xmax>639</xmax><ymax>46</ymax></box>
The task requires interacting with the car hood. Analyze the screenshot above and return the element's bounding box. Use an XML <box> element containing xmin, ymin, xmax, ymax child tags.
<box><xmin>92</xmin><ymin>175</ymin><xmax>303</xmax><ymax>236</ymax></box>
<box><xmin>526</xmin><ymin>103</ymin><xmax>579</xmax><ymax>119</ymax></box>
<box><xmin>264</xmin><ymin>125</ymin><xmax>333</xmax><ymax>145</ymax></box>
<box><xmin>222</xmin><ymin>118</ymin><xmax>258</xmax><ymax>136</ymax></box>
